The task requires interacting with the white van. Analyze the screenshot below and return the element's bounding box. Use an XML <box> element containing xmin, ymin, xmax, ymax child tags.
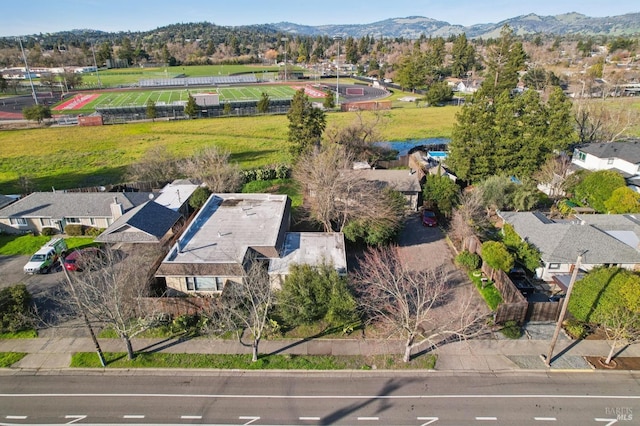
<box><xmin>23</xmin><ymin>238</ymin><xmax>68</xmax><ymax>274</ymax></box>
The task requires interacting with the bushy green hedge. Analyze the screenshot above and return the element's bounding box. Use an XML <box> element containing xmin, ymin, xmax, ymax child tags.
<box><xmin>41</xmin><ymin>227</ymin><xmax>58</xmax><ymax>236</ymax></box>
<box><xmin>0</xmin><ymin>285</ymin><xmax>33</xmax><ymax>333</ymax></box>
<box><xmin>500</xmin><ymin>320</ymin><xmax>522</xmax><ymax>339</ymax></box>
<box><xmin>64</xmin><ymin>224</ymin><xmax>84</xmax><ymax>236</ymax></box>
<box><xmin>242</xmin><ymin>164</ymin><xmax>290</xmax><ymax>183</ymax></box>
<box><xmin>455</xmin><ymin>250</ymin><xmax>481</xmax><ymax>271</ymax></box>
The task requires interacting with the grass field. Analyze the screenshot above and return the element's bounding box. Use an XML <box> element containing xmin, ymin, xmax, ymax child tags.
<box><xmin>0</xmin><ymin>105</ymin><xmax>457</xmax><ymax>193</ymax></box>
<box><xmin>58</xmin><ymin>85</ymin><xmax>302</xmax><ymax>115</ymax></box>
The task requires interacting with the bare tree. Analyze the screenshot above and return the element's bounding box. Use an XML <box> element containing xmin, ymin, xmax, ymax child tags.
<box><xmin>294</xmin><ymin>144</ymin><xmax>403</xmax><ymax>235</ymax></box>
<box><xmin>67</xmin><ymin>247</ymin><xmax>166</xmax><ymax>360</ymax></box>
<box><xmin>218</xmin><ymin>254</ymin><xmax>274</xmax><ymax>362</ymax></box>
<box><xmin>178</xmin><ymin>146</ymin><xmax>243</xmax><ymax>193</ymax></box>
<box><xmin>595</xmin><ymin>305</ymin><xmax>640</xmax><ymax>366</ymax></box>
<box><xmin>448</xmin><ymin>187</ymin><xmax>489</xmax><ymax>247</ymax></box>
<box><xmin>125</xmin><ymin>145</ymin><xmax>180</xmax><ymax>185</ymax></box>
<box><xmin>324</xmin><ymin>111</ymin><xmax>391</xmax><ymax>163</ymax></box>
<box><xmin>534</xmin><ymin>154</ymin><xmax>572</xmax><ymax>199</ymax></box>
<box><xmin>352</xmin><ymin>246</ymin><xmax>487</xmax><ymax>362</ymax></box>
<box><xmin>574</xmin><ymin>100</ymin><xmax>638</xmax><ymax>143</ymax></box>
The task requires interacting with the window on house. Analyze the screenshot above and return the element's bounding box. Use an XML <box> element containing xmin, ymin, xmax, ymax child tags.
<box><xmin>185</xmin><ymin>277</ymin><xmax>225</xmax><ymax>291</ymax></box>
<box><xmin>574</xmin><ymin>150</ymin><xmax>586</xmax><ymax>162</ymax></box>
<box><xmin>9</xmin><ymin>218</ymin><xmax>27</xmax><ymax>226</ymax></box>
<box><xmin>90</xmin><ymin>218</ymin><xmax>96</xmax><ymax>226</ymax></box>
<box><xmin>607</xmin><ymin>158</ymin><xmax>614</xmax><ymax>165</ymax></box>
<box><xmin>66</xmin><ymin>217</ymin><xmax>80</xmax><ymax>224</ymax></box>
<box><xmin>548</xmin><ymin>263</ymin><xmax>561</xmax><ymax>270</ymax></box>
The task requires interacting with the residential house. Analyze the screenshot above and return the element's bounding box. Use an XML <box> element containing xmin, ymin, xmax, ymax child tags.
<box><xmin>152</xmin><ymin>179</ymin><xmax>200</xmax><ymax>218</ymax></box>
<box><xmin>0</xmin><ymin>195</ymin><xmax>16</xmax><ymax>210</ymax></box>
<box><xmin>572</xmin><ymin>139</ymin><xmax>640</xmax><ymax>192</ymax></box>
<box><xmin>350</xmin><ymin>169</ymin><xmax>422</xmax><ymax>211</ymax></box>
<box><xmin>95</xmin><ymin>201</ymin><xmax>182</xmax><ymax>245</ymax></box>
<box><xmin>0</xmin><ymin>192</ymin><xmax>156</xmax><ymax>235</ymax></box>
<box><xmin>155</xmin><ymin>193</ymin><xmax>347</xmax><ymax>296</ymax></box>
<box><xmin>499</xmin><ymin>211</ymin><xmax>640</xmax><ymax>282</ymax></box>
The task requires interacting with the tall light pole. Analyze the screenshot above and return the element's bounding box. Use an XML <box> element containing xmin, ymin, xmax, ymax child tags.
<box><xmin>91</xmin><ymin>42</ymin><xmax>102</xmax><ymax>89</ymax></box>
<box><xmin>333</xmin><ymin>36</ymin><xmax>342</xmax><ymax>107</ymax></box>
<box><xmin>17</xmin><ymin>37</ymin><xmax>38</xmax><ymax>105</ymax></box>
<box><xmin>281</xmin><ymin>37</ymin><xmax>288</xmax><ymax>82</ymax></box>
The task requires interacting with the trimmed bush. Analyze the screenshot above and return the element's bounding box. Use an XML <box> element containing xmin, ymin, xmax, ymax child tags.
<box><xmin>41</xmin><ymin>227</ymin><xmax>58</xmax><ymax>236</ymax></box>
<box><xmin>455</xmin><ymin>250</ymin><xmax>481</xmax><ymax>271</ymax></box>
<box><xmin>500</xmin><ymin>320</ymin><xmax>523</xmax><ymax>339</ymax></box>
<box><xmin>84</xmin><ymin>227</ymin><xmax>104</xmax><ymax>237</ymax></box>
<box><xmin>563</xmin><ymin>318</ymin><xmax>587</xmax><ymax>339</ymax></box>
<box><xmin>64</xmin><ymin>224</ymin><xmax>84</xmax><ymax>236</ymax></box>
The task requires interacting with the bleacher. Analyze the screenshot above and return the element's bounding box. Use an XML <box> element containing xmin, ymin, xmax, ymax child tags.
<box><xmin>138</xmin><ymin>75</ymin><xmax>258</xmax><ymax>88</ymax></box>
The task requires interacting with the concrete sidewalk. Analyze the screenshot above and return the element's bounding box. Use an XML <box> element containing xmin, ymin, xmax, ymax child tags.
<box><xmin>1</xmin><ymin>331</ymin><xmax>638</xmax><ymax>372</ymax></box>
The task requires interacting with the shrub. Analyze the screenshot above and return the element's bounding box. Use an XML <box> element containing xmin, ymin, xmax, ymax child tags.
<box><xmin>455</xmin><ymin>251</ymin><xmax>481</xmax><ymax>271</ymax></box>
<box><xmin>275</xmin><ymin>164</ymin><xmax>291</xmax><ymax>179</ymax></box>
<box><xmin>189</xmin><ymin>186</ymin><xmax>212</xmax><ymax>210</ymax></box>
<box><xmin>84</xmin><ymin>227</ymin><xmax>104</xmax><ymax>237</ymax></box>
<box><xmin>41</xmin><ymin>227</ymin><xmax>58</xmax><ymax>236</ymax></box>
<box><xmin>64</xmin><ymin>224</ymin><xmax>84</xmax><ymax>236</ymax></box>
<box><xmin>500</xmin><ymin>320</ymin><xmax>522</xmax><ymax>339</ymax></box>
<box><xmin>0</xmin><ymin>285</ymin><xmax>33</xmax><ymax>333</ymax></box>
<box><xmin>563</xmin><ymin>318</ymin><xmax>586</xmax><ymax>339</ymax></box>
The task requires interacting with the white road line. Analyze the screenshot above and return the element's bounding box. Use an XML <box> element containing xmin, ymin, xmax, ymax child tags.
<box><xmin>417</xmin><ymin>417</ymin><xmax>439</xmax><ymax>425</ymax></box>
<box><xmin>5</xmin><ymin>416</ymin><xmax>27</xmax><ymax>420</ymax></box>
<box><xmin>357</xmin><ymin>416</ymin><xmax>379</xmax><ymax>421</ymax></box>
<box><xmin>534</xmin><ymin>417</ymin><xmax>557</xmax><ymax>421</ymax></box>
<box><xmin>476</xmin><ymin>416</ymin><xmax>498</xmax><ymax>420</ymax></box>
<box><xmin>595</xmin><ymin>419</ymin><xmax>619</xmax><ymax>425</ymax></box>
<box><xmin>180</xmin><ymin>415</ymin><xmax>203</xmax><ymax>419</ymax></box>
<box><xmin>122</xmin><ymin>414</ymin><xmax>145</xmax><ymax>419</ymax></box>
<box><xmin>299</xmin><ymin>416</ymin><xmax>321</xmax><ymax>421</ymax></box>
<box><xmin>239</xmin><ymin>416</ymin><xmax>260</xmax><ymax>425</ymax></box>
<box><xmin>64</xmin><ymin>415</ymin><xmax>87</xmax><ymax>424</ymax></box>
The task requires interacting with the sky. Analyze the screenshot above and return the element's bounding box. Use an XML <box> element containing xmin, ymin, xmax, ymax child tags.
<box><xmin>1</xmin><ymin>0</ymin><xmax>638</xmax><ymax>37</ymax></box>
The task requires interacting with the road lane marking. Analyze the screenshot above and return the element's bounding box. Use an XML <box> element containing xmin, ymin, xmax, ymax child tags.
<box><xmin>180</xmin><ymin>415</ymin><xmax>203</xmax><ymax>419</ymax></box>
<box><xmin>123</xmin><ymin>414</ymin><xmax>145</xmax><ymax>419</ymax></box>
<box><xmin>417</xmin><ymin>417</ymin><xmax>439</xmax><ymax>425</ymax></box>
<box><xmin>300</xmin><ymin>416</ymin><xmax>321</xmax><ymax>421</ymax></box>
<box><xmin>6</xmin><ymin>416</ymin><xmax>27</xmax><ymax>420</ymax></box>
<box><xmin>64</xmin><ymin>415</ymin><xmax>87</xmax><ymax>424</ymax></box>
<box><xmin>357</xmin><ymin>417</ymin><xmax>379</xmax><ymax>421</ymax></box>
<box><xmin>239</xmin><ymin>416</ymin><xmax>260</xmax><ymax>425</ymax></box>
<box><xmin>476</xmin><ymin>417</ymin><xmax>498</xmax><ymax>420</ymax></box>
<box><xmin>534</xmin><ymin>417</ymin><xmax>557</xmax><ymax>421</ymax></box>
<box><xmin>595</xmin><ymin>419</ymin><xmax>619</xmax><ymax>425</ymax></box>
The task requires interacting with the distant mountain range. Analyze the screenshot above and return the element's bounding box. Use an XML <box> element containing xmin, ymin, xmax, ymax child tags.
<box><xmin>271</xmin><ymin>12</ymin><xmax>640</xmax><ymax>39</ymax></box>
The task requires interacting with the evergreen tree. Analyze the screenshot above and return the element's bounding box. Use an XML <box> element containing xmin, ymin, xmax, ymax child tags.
<box><xmin>184</xmin><ymin>94</ymin><xmax>198</xmax><ymax>118</ymax></box>
<box><xmin>450</xmin><ymin>33</ymin><xmax>476</xmax><ymax>78</ymax></box>
<box><xmin>257</xmin><ymin>92</ymin><xmax>270</xmax><ymax>114</ymax></box>
<box><xmin>395</xmin><ymin>47</ymin><xmax>426</xmax><ymax>92</ymax></box>
<box><xmin>287</xmin><ymin>89</ymin><xmax>326</xmax><ymax>156</ymax></box>
<box><xmin>481</xmin><ymin>25</ymin><xmax>526</xmax><ymax>99</ymax></box>
<box><xmin>146</xmin><ymin>99</ymin><xmax>157</xmax><ymax>121</ymax></box>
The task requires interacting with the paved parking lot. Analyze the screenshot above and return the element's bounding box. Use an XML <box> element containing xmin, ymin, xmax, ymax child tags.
<box><xmin>0</xmin><ymin>254</ymin><xmax>65</xmax><ymax>302</ymax></box>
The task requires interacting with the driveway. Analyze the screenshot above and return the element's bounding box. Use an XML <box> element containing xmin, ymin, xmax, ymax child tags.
<box><xmin>396</xmin><ymin>212</ymin><xmax>455</xmax><ymax>273</ymax></box>
<box><xmin>0</xmin><ymin>255</ymin><xmax>66</xmax><ymax>307</ymax></box>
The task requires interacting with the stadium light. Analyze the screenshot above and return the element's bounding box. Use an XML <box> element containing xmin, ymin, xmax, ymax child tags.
<box><xmin>17</xmin><ymin>37</ymin><xmax>38</xmax><ymax>105</ymax></box>
<box><xmin>281</xmin><ymin>37</ymin><xmax>288</xmax><ymax>82</ymax></box>
<box><xmin>333</xmin><ymin>36</ymin><xmax>342</xmax><ymax>107</ymax></box>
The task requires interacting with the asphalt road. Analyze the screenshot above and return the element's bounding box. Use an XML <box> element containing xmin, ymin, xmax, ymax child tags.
<box><xmin>0</xmin><ymin>371</ymin><xmax>638</xmax><ymax>425</ymax></box>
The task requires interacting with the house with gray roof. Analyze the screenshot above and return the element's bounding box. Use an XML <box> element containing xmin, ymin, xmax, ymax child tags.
<box><xmin>95</xmin><ymin>201</ymin><xmax>183</xmax><ymax>244</ymax></box>
<box><xmin>572</xmin><ymin>139</ymin><xmax>640</xmax><ymax>191</ymax></box>
<box><xmin>499</xmin><ymin>211</ymin><xmax>640</xmax><ymax>282</ymax></box>
<box><xmin>0</xmin><ymin>192</ymin><xmax>156</xmax><ymax>235</ymax></box>
<box><xmin>349</xmin><ymin>169</ymin><xmax>422</xmax><ymax>210</ymax></box>
<box><xmin>155</xmin><ymin>193</ymin><xmax>347</xmax><ymax>296</ymax></box>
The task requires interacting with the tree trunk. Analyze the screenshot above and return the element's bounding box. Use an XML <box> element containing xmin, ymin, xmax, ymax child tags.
<box><xmin>252</xmin><ymin>339</ymin><xmax>259</xmax><ymax>362</ymax></box>
<box><xmin>124</xmin><ymin>336</ymin><xmax>135</xmax><ymax>360</ymax></box>
<box><xmin>604</xmin><ymin>342</ymin><xmax>617</xmax><ymax>365</ymax></box>
<box><xmin>403</xmin><ymin>335</ymin><xmax>415</xmax><ymax>363</ymax></box>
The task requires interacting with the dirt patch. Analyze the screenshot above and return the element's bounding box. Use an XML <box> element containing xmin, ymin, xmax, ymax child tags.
<box><xmin>586</xmin><ymin>356</ymin><xmax>640</xmax><ymax>370</ymax></box>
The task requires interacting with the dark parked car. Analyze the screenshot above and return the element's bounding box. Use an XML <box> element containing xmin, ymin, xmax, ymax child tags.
<box><xmin>421</xmin><ymin>209</ymin><xmax>438</xmax><ymax>227</ymax></box>
<box><xmin>63</xmin><ymin>247</ymin><xmax>105</xmax><ymax>272</ymax></box>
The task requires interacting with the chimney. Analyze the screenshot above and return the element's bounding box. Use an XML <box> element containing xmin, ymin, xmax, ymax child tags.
<box><xmin>110</xmin><ymin>196</ymin><xmax>124</xmax><ymax>219</ymax></box>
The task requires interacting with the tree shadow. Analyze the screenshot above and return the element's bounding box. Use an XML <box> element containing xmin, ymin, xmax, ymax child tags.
<box><xmin>319</xmin><ymin>377</ymin><xmax>417</xmax><ymax>425</ymax></box>
<box><xmin>137</xmin><ymin>331</ymin><xmax>199</xmax><ymax>354</ymax></box>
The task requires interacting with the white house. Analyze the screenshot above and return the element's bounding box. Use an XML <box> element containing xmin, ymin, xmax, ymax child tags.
<box><xmin>572</xmin><ymin>139</ymin><xmax>640</xmax><ymax>192</ymax></box>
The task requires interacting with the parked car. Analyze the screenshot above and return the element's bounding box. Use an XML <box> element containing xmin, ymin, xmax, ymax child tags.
<box><xmin>63</xmin><ymin>247</ymin><xmax>105</xmax><ymax>272</ymax></box>
<box><xmin>421</xmin><ymin>209</ymin><xmax>438</xmax><ymax>227</ymax></box>
<box><xmin>23</xmin><ymin>238</ymin><xmax>68</xmax><ymax>274</ymax></box>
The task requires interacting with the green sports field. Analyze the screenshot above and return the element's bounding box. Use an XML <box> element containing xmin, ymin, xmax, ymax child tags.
<box><xmin>55</xmin><ymin>84</ymin><xmax>314</xmax><ymax>114</ymax></box>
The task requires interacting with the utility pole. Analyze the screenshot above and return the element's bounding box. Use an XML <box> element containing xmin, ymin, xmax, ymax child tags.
<box><xmin>544</xmin><ymin>251</ymin><xmax>585</xmax><ymax>367</ymax></box>
<box><xmin>91</xmin><ymin>42</ymin><xmax>102</xmax><ymax>89</ymax></box>
<box><xmin>281</xmin><ymin>37</ymin><xmax>288</xmax><ymax>83</ymax></box>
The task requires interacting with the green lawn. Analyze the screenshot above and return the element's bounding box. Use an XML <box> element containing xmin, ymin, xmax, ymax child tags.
<box><xmin>71</xmin><ymin>351</ymin><xmax>436</xmax><ymax>370</ymax></box>
<box><xmin>0</xmin><ymin>352</ymin><xmax>27</xmax><ymax>367</ymax></box>
<box><xmin>469</xmin><ymin>271</ymin><xmax>504</xmax><ymax>311</ymax></box>
<box><xmin>0</xmin><ymin>235</ymin><xmax>94</xmax><ymax>256</ymax></box>
<box><xmin>0</xmin><ymin>106</ymin><xmax>457</xmax><ymax>193</ymax></box>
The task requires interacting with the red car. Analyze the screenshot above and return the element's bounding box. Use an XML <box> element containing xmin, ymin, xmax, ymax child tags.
<box><xmin>63</xmin><ymin>247</ymin><xmax>104</xmax><ymax>272</ymax></box>
<box><xmin>421</xmin><ymin>209</ymin><xmax>438</xmax><ymax>227</ymax></box>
